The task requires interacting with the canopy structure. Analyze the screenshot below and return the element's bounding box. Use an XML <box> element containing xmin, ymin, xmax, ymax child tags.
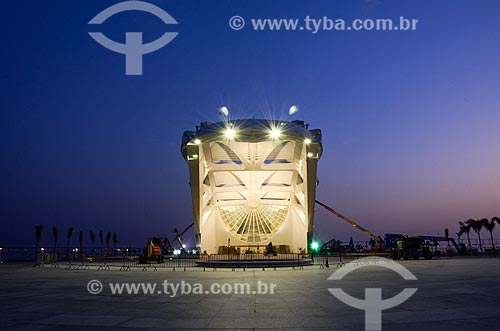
<box><xmin>181</xmin><ymin>119</ymin><xmax>322</xmax><ymax>254</ymax></box>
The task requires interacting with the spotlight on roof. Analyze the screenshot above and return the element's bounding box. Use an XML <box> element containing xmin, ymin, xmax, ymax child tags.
<box><xmin>289</xmin><ymin>105</ymin><xmax>299</xmax><ymax>115</ymax></box>
<box><xmin>194</xmin><ymin>139</ymin><xmax>201</xmax><ymax>145</ymax></box>
<box><xmin>304</xmin><ymin>138</ymin><xmax>311</xmax><ymax>144</ymax></box>
<box><xmin>225</xmin><ymin>128</ymin><xmax>236</xmax><ymax>139</ymax></box>
<box><xmin>219</xmin><ymin>105</ymin><xmax>229</xmax><ymax>117</ymax></box>
<box><xmin>270</xmin><ymin>128</ymin><xmax>281</xmax><ymax>139</ymax></box>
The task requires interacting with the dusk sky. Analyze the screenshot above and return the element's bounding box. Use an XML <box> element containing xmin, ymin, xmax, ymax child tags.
<box><xmin>1</xmin><ymin>0</ymin><xmax>500</xmax><ymax>248</ymax></box>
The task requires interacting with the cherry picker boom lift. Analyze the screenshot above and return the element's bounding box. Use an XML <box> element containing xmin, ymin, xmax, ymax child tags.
<box><xmin>315</xmin><ymin>200</ymin><xmax>384</xmax><ymax>248</ymax></box>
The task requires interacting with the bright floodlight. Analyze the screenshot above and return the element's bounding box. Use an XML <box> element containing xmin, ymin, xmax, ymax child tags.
<box><xmin>289</xmin><ymin>105</ymin><xmax>299</xmax><ymax>115</ymax></box>
<box><xmin>304</xmin><ymin>138</ymin><xmax>311</xmax><ymax>144</ymax></box>
<box><xmin>225</xmin><ymin>128</ymin><xmax>236</xmax><ymax>139</ymax></box>
<box><xmin>194</xmin><ymin>139</ymin><xmax>201</xmax><ymax>145</ymax></box>
<box><xmin>219</xmin><ymin>106</ymin><xmax>229</xmax><ymax>116</ymax></box>
<box><xmin>270</xmin><ymin>128</ymin><xmax>281</xmax><ymax>138</ymax></box>
<box><xmin>310</xmin><ymin>241</ymin><xmax>319</xmax><ymax>251</ymax></box>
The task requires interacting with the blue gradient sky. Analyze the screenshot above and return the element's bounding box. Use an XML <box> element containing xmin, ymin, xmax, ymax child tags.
<box><xmin>1</xmin><ymin>0</ymin><xmax>500</xmax><ymax>247</ymax></box>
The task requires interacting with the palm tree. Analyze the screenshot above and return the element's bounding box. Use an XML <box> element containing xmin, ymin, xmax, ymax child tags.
<box><xmin>90</xmin><ymin>230</ymin><xmax>96</xmax><ymax>254</ymax></box>
<box><xmin>460</xmin><ymin>221</ymin><xmax>472</xmax><ymax>247</ymax></box>
<box><xmin>78</xmin><ymin>230</ymin><xmax>83</xmax><ymax>259</ymax></box>
<box><xmin>112</xmin><ymin>233</ymin><xmax>118</xmax><ymax>251</ymax></box>
<box><xmin>98</xmin><ymin>230</ymin><xmax>103</xmax><ymax>256</ymax></box>
<box><xmin>483</xmin><ymin>218</ymin><xmax>496</xmax><ymax>249</ymax></box>
<box><xmin>106</xmin><ymin>232</ymin><xmax>111</xmax><ymax>255</ymax></box>
<box><xmin>469</xmin><ymin>219</ymin><xmax>486</xmax><ymax>252</ymax></box>
<box><xmin>494</xmin><ymin>217</ymin><xmax>500</xmax><ymax>248</ymax></box>
<box><xmin>456</xmin><ymin>226</ymin><xmax>465</xmax><ymax>244</ymax></box>
<box><xmin>33</xmin><ymin>225</ymin><xmax>43</xmax><ymax>262</ymax></box>
<box><xmin>52</xmin><ymin>227</ymin><xmax>58</xmax><ymax>258</ymax></box>
<box><xmin>66</xmin><ymin>227</ymin><xmax>74</xmax><ymax>257</ymax></box>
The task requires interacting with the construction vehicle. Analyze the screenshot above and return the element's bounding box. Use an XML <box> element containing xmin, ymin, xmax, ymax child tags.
<box><xmin>385</xmin><ymin>235</ymin><xmax>433</xmax><ymax>260</ymax></box>
<box><xmin>139</xmin><ymin>223</ymin><xmax>195</xmax><ymax>263</ymax></box>
<box><xmin>139</xmin><ymin>238</ymin><xmax>165</xmax><ymax>264</ymax></box>
<box><xmin>315</xmin><ymin>200</ymin><xmax>385</xmax><ymax>251</ymax></box>
<box><xmin>172</xmin><ymin>223</ymin><xmax>194</xmax><ymax>254</ymax></box>
<box><xmin>314</xmin><ymin>200</ymin><xmax>467</xmax><ymax>259</ymax></box>
<box><xmin>385</xmin><ymin>233</ymin><xmax>464</xmax><ymax>259</ymax></box>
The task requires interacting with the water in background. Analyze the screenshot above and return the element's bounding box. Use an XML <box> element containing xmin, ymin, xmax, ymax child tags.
<box><xmin>0</xmin><ymin>247</ymin><xmax>142</xmax><ymax>261</ymax></box>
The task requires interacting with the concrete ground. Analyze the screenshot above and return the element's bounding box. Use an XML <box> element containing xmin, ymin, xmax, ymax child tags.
<box><xmin>1</xmin><ymin>257</ymin><xmax>499</xmax><ymax>330</ymax></box>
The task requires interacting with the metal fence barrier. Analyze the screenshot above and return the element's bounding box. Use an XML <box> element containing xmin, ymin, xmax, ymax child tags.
<box><xmin>28</xmin><ymin>252</ymin><xmax>315</xmax><ymax>271</ymax></box>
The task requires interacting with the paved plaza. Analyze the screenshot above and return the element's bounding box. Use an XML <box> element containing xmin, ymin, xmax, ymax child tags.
<box><xmin>1</xmin><ymin>257</ymin><xmax>499</xmax><ymax>330</ymax></box>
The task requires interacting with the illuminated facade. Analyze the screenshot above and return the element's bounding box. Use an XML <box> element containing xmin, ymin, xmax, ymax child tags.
<box><xmin>181</xmin><ymin>119</ymin><xmax>322</xmax><ymax>254</ymax></box>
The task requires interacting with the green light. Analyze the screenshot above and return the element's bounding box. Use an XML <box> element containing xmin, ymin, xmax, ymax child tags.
<box><xmin>310</xmin><ymin>241</ymin><xmax>319</xmax><ymax>251</ymax></box>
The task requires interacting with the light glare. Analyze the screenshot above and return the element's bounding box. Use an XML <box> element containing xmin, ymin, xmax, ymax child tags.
<box><xmin>311</xmin><ymin>241</ymin><xmax>319</xmax><ymax>251</ymax></box>
<box><xmin>225</xmin><ymin>128</ymin><xmax>236</xmax><ymax>139</ymax></box>
<box><xmin>270</xmin><ymin>128</ymin><xmax>281</xmax><ymax>138</ymax></box>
